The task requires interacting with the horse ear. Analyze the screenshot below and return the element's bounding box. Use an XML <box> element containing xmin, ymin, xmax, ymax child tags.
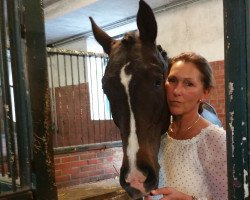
<box><xmin>89</xmin><ymin>17</ymin><xmax>113</xmax><ymax>54</ymax></box>
<box><xmin>137</xmin><ymin>0</ymin><xmax>157</xmax><ymax>43</ymax></box>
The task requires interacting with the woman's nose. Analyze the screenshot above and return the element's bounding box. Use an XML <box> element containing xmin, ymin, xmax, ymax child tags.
<box><xmin>173</xmin><ymin>84</ymin><xmax>182</xmax><ymax>96</ymax></box>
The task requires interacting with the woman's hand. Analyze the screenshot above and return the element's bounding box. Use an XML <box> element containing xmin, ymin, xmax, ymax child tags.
<box><xmin>144</xmin><ymin>195</ymin><xmax>153</xmax><ymax>200</ymax></box>
<box><xmin>144</xmin><ymin>187</ymin><xmax>193</xmax><ymax>200</ymax></box>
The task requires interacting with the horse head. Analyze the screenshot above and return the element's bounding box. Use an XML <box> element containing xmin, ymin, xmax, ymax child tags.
<box><xmin>89</xmin><ymin>0</ymin><xmax>170</xmax><ymax>199</ymax></box>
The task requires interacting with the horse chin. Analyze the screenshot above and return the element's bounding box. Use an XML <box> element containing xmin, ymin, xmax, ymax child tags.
<box><xmin>121</xmin><ymin>184</ymin><xmax>149</xmax><ymax>200</ymax></box>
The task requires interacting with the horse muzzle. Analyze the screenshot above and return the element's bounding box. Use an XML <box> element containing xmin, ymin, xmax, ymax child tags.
<box><xmin>119</xmin><ymin>164</ymin><xmax>159</xmax><ymax>199</ymax></box>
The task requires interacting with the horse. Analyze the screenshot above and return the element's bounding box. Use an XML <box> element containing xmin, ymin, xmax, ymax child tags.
<box><xmin>89</xmin><ymin>0</ymin><xmax>222</xmax><ymax>199</ymax></box>
<box><xmin>90</xmin><ymin>1</ymin><xmax>169</xmax><ymax>198</ymax></box>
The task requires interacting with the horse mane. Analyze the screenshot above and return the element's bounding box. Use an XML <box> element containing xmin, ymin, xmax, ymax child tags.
<box><xmin>157</xmin><ymin>45</ymin><xmax>168</xmax><ymax>64</ymax></box>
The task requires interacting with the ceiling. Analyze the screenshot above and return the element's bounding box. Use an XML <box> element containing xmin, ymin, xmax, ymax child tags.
<box><xmin>43</xmin><ymin>0</ymin><xmax>189</xmax><ymax>46</ymax></box>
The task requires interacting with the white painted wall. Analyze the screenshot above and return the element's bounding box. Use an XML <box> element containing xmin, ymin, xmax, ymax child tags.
<box><xmin>156</xmin><ymin>0</ymin><xmax>224</xmax><ymax>62</ymax></box>
<box><xmin>59</xmin><ymin>39</ymin><xmax>87</xmax><ymax>51</ymax></box>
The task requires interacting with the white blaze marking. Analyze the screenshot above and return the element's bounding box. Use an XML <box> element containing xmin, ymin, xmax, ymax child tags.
<box><xmin>120</xmin><ymin>63</ymin><xmax>140</xmax><ymax>173</ymax></box>
<box><xmin>120</xmin><ymin>63</ymin><xmax>146</xmax><ymax>192</ymax></box>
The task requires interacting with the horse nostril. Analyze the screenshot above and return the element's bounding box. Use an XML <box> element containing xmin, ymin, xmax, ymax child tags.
<box><xmin>143</xmin><ymin>169</ymin><xmax>158</xmax><ymax>190</ymax></box>
<box><xmin>145</xmin><ymin>175</ymin><xmax>157</xmax><ymax>188</ymax></box>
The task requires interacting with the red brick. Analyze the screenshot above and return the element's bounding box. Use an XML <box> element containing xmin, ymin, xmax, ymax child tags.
<box><xmin>71</xmin><ymin>172</ymin><xmax>88</xmax><ymax>179</ymax></box>
<box><xmin>87</xmin><ymin>158</ymin><xmax>104</xmax><ymax>165</ymax></box>
<box><xmin>61</xmin><ymin>167</ymin><xmax>80</xmax><ymax>176</ymax></box>
<box><xmin>54</xmin><ymin>158</ymin><xmax>61</xmax><ymax>164</ymax></box>
<box><xmin>62</xmin><ymin>155</ymin><xmax>79</xmax><ymax>163</ymax></box>
<box><xmin>55</xmin><ymin>174</ymin><xmax>70</xmax><ymax>182</ymax></box>
<box><xmin>80</xmin><ymin>153</ymin><xmax>96</xmax><ymax>160</ymax></box>
<box><xmin>80</xmin><ymin>165</ymin><xmax>96</xmax><ymax>172</ymax></box>
<box><xmin>88</xmin><ymin>170</ymin><xmax>104</xmax><ymax>177</ymax></box>
<box><xmin>58</xmin><ymin>162</ymin><xmax>71</xmax><ymax>170</ymax></box>
<box><xmin>70</xmin><ymin>160</ymin><xmax>88</xmax><ymax>168</ymax></box>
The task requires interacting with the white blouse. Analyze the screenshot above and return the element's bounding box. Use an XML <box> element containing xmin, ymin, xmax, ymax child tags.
<box><xmin>154</xmin><ymin>124</ymin><xmax>228</xmax><ymax>200</ymax></box>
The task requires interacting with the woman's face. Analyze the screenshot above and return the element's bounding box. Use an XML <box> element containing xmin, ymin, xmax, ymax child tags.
<box><xmin>165</xmin><ymin>61</ymin><xmax>209</xmax><ymax>116</ymax></box>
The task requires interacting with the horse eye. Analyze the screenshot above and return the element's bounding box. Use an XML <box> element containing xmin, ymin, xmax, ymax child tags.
<box><xmin>154</xmin><ymin>78</ymin><xmax>163</xmax><ymax>87</ymax></box>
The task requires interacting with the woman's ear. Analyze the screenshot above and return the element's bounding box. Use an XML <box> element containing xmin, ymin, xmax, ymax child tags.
<box><xmin>202</xmin><ymin>88</ymin><xmax>211</xmax><ymax>100</ymax></box>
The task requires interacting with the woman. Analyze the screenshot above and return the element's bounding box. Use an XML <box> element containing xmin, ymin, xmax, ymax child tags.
<box><xmin>145</xmin><ymin>52</ymin><xmax>228</xmax><ymax>200</ymax></box>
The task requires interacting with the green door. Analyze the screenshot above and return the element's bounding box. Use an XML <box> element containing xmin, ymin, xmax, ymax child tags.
<box><xmin>0</xmin><ymin>0</ymin><xmax>57</xmax><ymax>199</ymax></box>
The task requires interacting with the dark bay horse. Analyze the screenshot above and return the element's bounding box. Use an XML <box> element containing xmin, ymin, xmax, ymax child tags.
<box><xmin>89</xmin><ymin>0</ymin><xmax>222</xmax><ymax>199</ymax></box>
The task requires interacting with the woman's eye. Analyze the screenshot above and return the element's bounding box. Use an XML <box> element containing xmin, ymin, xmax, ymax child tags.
<box><xmin>185</xmin><ymin>81</ymin><xmax>194</xmax><ymax>87</ymax></box>
<box><xmin>167</xmin><ymin>77</ymin><xmax>177</xmax><ymax>83</ymax></box>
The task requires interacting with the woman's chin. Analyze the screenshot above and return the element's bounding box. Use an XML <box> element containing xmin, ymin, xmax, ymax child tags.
<box><xmin>170</xmin><ymin>110</ymin><xmax>183</xmax><ymax>116</ymax></box>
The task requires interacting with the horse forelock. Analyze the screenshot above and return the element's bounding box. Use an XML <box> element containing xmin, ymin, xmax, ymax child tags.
<box><xmin>110</xmin><ymin>31</ymin><xmax>167</xmax><ymax>68</ymax></box>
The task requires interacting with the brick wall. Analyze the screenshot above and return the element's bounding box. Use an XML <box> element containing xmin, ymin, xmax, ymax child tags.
<box><xmin>208</xmin><ymin>60</ymin><xmax>226</xmax><ymax>128</ymax></box>
<box><xmin>54</xmin><ymin>147</ymin><xmax>123</xmax><ymax>188</ymax></box>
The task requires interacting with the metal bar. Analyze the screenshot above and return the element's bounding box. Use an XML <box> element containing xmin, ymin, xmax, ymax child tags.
<box><xmin>0</xmin><ymin>119</ymin><xmax>4</xmax><ymax>177</ymax></box>
<box><xmin>0</xmin><ymin>0</ymin><xmax>5</xmax><ymax>177</ymax></box>
<box><xmin>101</xmin><ymin>56</ymin><xmax>107</xmax><ymax>141</ymax></box>
<box><xmin>82</xmin><ymin>55</ymin><xmax>90</xmax><ymax>144</ymax></box>
<box><xmin>6</xmin><ymin>0</ymin><xmax>30</xmax><ymax>190</ymax></box>
<box><xmin>247</xmin><ymin>1</ymin><xmax>250</xmax><ymax>197</ymax></box>
<box><xmin>48</xmin><ymin>55</ymin><xmax>58</xmax><ymax>147</ymax></box>
<box><xmin>88</xmin><ymin>56</ymin><xmax>96</xmax><ymax>143</ymax></box>
<box><xmin>54</xmin><ymin>141</ymin><xmax>122</xmax><ymax>155</ymax></box>
<box><xmin>63</xmin><ymin>55</ymin><xmax>71</xmax><ymax>146</ymax></box>
<box><xmin>0</xmin><ymin>188</ymin><xmax>33</xmax><ymax>199</ymax></box>
<box><xmin>70</xmin><ymin>55</ymin><xmax>77</xmax><ymax>143</ymax></box>
<box><xmin>94</xmin><ymin>56</ymin><xmax>101</xmax><ymax>142</ymax></box>
<box><xmin>56</xmin><ymin>54</ymin><xmax>64</xmax><ymax>147</ymax></box>
<box><xmin>76</xmin><ymin>55</ymin><xmax>84</xmax><ymax>143</ymax></box>
<box><xmin>223</xmin><ymin>0</ymin><xmax>249</xmax><ymax>199</ymax></box>
<box><xmin>22</xmin><ymin>0</ymin><xmax>58</xmax><ymax>199</ymax></box>
<box><xmin>0</xmin><ymin>0</ymin><xmax>15</xmax><ymax>179</ymax></box>
<box><xmin>0</xmin><ymin>0</ymin><xmax>7</xmax><ymax>177</ymax></box>
<box><xmin>47</xmin><ymin>47</ymin><xmax>106</xmax><ymax>57</ymax></box>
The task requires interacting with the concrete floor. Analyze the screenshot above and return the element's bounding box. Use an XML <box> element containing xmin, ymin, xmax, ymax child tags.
<box><xmin>58</xmin><ymin>178</ymin><xmax>133</xmax><ymax>200</ymax></box>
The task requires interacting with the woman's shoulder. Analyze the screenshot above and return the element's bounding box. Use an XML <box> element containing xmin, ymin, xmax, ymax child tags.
<box><xmin>198</xmin><ymin>124</ymin><xmax>226</xmax><ymax>149</ymax></box>
<box><xmin>200</xmin><ymin>124</ymin><xmax>226</xmax><ymax>139</ymax></box>
<box><xmin>197</xmin><ymin>124</ymin><xmax>227</xmax><ymax>170</ymax></box>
